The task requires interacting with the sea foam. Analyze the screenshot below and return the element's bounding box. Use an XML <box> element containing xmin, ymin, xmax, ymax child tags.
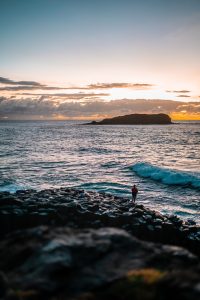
<box><xmin>132</xmin><ymin>162</ymin><xmax>200</xmax><ymax>189</ymax></box>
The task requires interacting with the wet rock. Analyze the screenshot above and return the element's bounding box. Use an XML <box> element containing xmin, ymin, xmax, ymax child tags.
<box><xmin>155</xmin><ymin>225</ymin><xmax>162</xmax><ymax>231</ymax></box>
<box><xmin>87</xmin><ymin>204</ymin><xmax>99</xmax><ymax>212</ymax></box>
<box><xmin>134</xmin><ymin>208</ymin><xmax>144</xmax><ymax>215</ymax></box>
<box><xmin>186</xmin><ymin>219</ymin><xmax>196</xmax><ymax>226</ymax></box>
<box><xmin>154</xmin><ymin>212</ymin><xmax>165</xmax><ymax>220</ymax></box>
<box><xmin>147</xmin><ymin>225</ymin><xmax>154</xmax><ymax>231</ymax></box>
<box><xmin>143</xmin><ymin>214</ymin><xmax>152</xmax><ymax>221</ymax></box>
<box><xmin>0</xmin><ymin>196</ymin><xmax>23</xmax><ymax>206</ymax></box>
<box><xmin>0</xmin><ymin>188</ymin><xmax>199</xmax><ymax>257</ymax></box>
<box><xmin>162</xmin><ymin>222</ymin><xmax>174</xmax><ymax>230</ymax></box>
<box><xmin>188</xmin><ymin>226</ymin><xmax>199</xmax><ymax>233</ymax></box>
<box><xmin>153</xmin><ymin>218</ymin><xmax>163</xmax><ymax>225</ymax></box>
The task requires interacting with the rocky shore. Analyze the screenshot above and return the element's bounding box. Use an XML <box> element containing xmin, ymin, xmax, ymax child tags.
<box><xmin>0</xmin><ymin>187</ymin><xmax>200</xmax><ymax>299</ymax></box>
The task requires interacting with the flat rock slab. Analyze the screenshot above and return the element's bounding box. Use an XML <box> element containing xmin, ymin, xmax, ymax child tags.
<box><xmin>0</xmin><ymin>226</ymin><xmax>199</xmax><ymax>300</ymax></box>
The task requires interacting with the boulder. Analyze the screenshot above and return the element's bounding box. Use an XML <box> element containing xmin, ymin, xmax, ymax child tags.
<box><xmin>0</xmin><ymin>226</ymin><xmax>199</xmax><ymax>300</ymax></box>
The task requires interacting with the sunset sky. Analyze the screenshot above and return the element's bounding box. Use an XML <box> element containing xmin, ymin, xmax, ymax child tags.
<box><xmin>0</xmin><ymin>0</ymin><xmax>200</xmax><ymax>120</ymax></box>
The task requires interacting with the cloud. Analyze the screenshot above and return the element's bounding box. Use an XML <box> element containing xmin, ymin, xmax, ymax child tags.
<box><xmin>0</xmin><ymin>76</ymin><xmax>68</xmax><ymax>91</ymax></box>
<box><xmin>1</xmin><ymin>97</ymin><xmax>200</xmax><ymax>119</ymax></box>
<box><xmin>166</xmin><ymin>90</ymin><xmax>191</xmax><ymax>93</ymax></box>
<box><xmin>0</xmin><ymin>76</ymin><xmax>154</xmax><ymax>92</ymax></box>
<box><xmin>35</xmin><ymin>82</ymin><xmax>154</xmax><ymax>90</ymax></box>
<box><xmin>175</xmin><ymin>103</ymin><xmax>200</xmax><ymax>113</ymax></box>
<box><xmin>0</xmin><ymin>86</ymin><xmax>65</xmax><ymax>91</ymax></box>
<box><xmin>87</xmin><ymin>83</ymin><xmax>154</xmax><ymax>89</ymax></box>
<box><xmin>177</xmin><ymin>95</ymin><xmax>191</xmax><ymax>98</ymax></box>
<box><xmin>0</xmin><ymin>76</ymin><xmax>42</xmax><ymax>86</ymax></box>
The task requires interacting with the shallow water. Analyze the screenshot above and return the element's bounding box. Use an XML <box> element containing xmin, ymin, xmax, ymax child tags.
<box><xmin>0</xmin><ymin>120</ymin><xmax>199</xmax><ymax>223</ymax></box>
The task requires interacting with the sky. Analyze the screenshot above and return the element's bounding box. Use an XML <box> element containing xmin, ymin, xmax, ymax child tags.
<box><xmin>0</xmin><ymin>0</ymin><xmax>200</xmax><ymax>120</ymax></box>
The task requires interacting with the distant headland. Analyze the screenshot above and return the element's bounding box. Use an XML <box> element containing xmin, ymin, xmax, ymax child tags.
<box><xmin>87</xmin><ymin>113</ymin><xmax>172</xmax><ymax>125</ymax></box>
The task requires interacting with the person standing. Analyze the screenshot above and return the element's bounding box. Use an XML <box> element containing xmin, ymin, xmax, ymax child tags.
<box><xmin>131</xmin><ymin>184</ymin><xmax>138</xmax><ymax>203</ymax></box>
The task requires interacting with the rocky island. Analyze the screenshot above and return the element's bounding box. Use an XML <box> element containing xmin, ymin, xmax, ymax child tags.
<box><xmin>88</xmin><ymin>113</ymin><xmax>172</xmax><ymax>125</ymax></box>
<box><xmin>0</xmin><ymin>188</ymin><xmax>199</xmax><ymax>300</ymax></box>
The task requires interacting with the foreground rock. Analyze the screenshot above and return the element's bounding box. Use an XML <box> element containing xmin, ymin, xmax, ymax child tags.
<box><xmin>87</xmin><ymin>113</ymin><xmax>172</xmax><ymax>125</ymax></box>
<box><xmin>0</xmin><ymin>226</ymin><xmax>199</xmax><ymax>300</ymax></box>
<box><xmin>0</xmin><ymin>188</ymin><xmax>199</xmax><ymax>256</ymax></box>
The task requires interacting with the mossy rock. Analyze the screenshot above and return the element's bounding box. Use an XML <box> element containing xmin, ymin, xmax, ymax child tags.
<box><xmin>86</xmin><ymin>268</ymin><xmax>166</xmax><ymax>300</ymax></box>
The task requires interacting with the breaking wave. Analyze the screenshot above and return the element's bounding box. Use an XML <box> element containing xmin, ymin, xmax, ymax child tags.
<box><xmin>132</xmin><ymin>162</ymin><xmax>200</xmax><ymax>189</ymax></box>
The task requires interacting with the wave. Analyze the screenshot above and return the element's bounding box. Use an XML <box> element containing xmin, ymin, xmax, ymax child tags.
<box><xmin>132</xmin><ymin>162</ymin><xmax>200</xmax><ymax>189</ymax></box>
<box><xmin>0</xmin><ymin>184</ymin><xmax>25</xmax><ymax>193</ymax></box>
<box><xmin>0</xmin><ymin>178</ymin><xmax>28</xmax><ymax>193</ymax></box>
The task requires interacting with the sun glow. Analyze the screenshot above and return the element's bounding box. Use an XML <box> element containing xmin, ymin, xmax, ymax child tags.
<box><xmin>109</xmin><ymin>88</ymin><xmax>178</xmax><ymax>100</ymax></box>
<box><xmin>170</xmin><ymin>112</ymin><xmax>200</xmax><ymax>121</ymax></box>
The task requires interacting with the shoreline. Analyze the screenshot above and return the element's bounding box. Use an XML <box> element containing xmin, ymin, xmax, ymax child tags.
<box><xmin>0</xmin><ymin>187</ymin><xmax>199</xmax><ymax>256</ymax></box>
<box><xmin>0</xmin><ymin>187</ymin><xmax>200</xmax><ymax>299</ymax></box>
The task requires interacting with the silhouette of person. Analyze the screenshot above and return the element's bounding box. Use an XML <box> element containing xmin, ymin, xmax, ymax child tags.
<box><xmin>131</xmin><ymin>184</ymin><xmax>138</xmax><ymax>203</ymax></box>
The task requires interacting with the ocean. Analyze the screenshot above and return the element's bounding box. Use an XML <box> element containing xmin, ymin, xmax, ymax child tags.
<box><xmin>0</xmin><ymin>120</ymin><xmax>199</xmax><ymax>223</ymax></box>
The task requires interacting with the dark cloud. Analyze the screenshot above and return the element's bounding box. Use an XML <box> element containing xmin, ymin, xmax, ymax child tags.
<box><xmin>1</xmin><ymin>98</ymin><xmax>200</xmax><ymax>119</ymax></box>
<box><xmin>0</xmin><ymin>76</ymin><xmax>67</xmax><ymax>91</ymax></box>
<box><xmin>166</xmin><ymin>90</ymin><xmax>191</xmax><ymax>93</ymax></box>
<box><xmin>0</xmin><ymin>96</ymin><xmax>59</xmax><ymax>114</ymax></box>
<box><xmin>87</xmin><ymin>83</ymin><xmax>154</xmax><ymax>89</ymax></box>
<box><xmin>37</xmin><ymin>82</ymin><xmax>154</xmax><ymax>90</ymax></box>
<box><xmin>177</xmin><ymin>95</ymin><xmax>191</xmax><ymax>98</ymax></box>
<box><xmin>0</xmin><ymin>76</ymin><xmax>42</xmax><ymax>86</ymax></box>
<box><xmin>0</xmin><ymin>85</ymin><xmax>75</xmax><ymax>91</ymax></box>
<box><xmin>0</xmin><ymin>86</ymin><xmax>56</xmax><ymax>91</ymax></box>
<box><xmin>175</xmin><ymin>103</ymin><xmax>200</xmax><ymax>113</ymax></box>
<box><xmin>0</xmin><ymin>76</ymin><xmax>154</xmax><ymax>91</ymax></box>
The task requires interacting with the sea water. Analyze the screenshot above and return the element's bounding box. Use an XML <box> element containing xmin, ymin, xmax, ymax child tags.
<box><xmin>0</xmin><ymin>120</ymin><xmax>199</xmax><ymax>223</ymax></box>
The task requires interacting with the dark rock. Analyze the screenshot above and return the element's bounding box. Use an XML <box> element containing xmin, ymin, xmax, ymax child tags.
<box><xmin>0</xmin><ymin>188</ymin><xmax>199</xmax><ymax>257</ymax></box>
<box><xmin>135</xmin><ymin>204</ymin><xmax>145</xmax><ymax>210</ymax></box>
<box><xmin>186</xmin><ymin>219</ymin><xmax>196</xmax><ymax>226</ymax></box>
<box><xmin>90</xmin><ymin>120</ymin><xmax>97</xmax><ymax>125</ymax></box>
<box><xmin>147</xmin><ymin>225</ymin><xmax>154</xmax><ymax>231</ymax></box>
<box><xmin>0</xmin><ymin>196</ymin><xmax>23</xmax><ymax>206</ymax></box>
<box><xmin>155</xmin><ymin>225</ymin><xmax>162</xmax><ymax>231</ymax></box>
<box><xmin>162</xmin><ymin>222</ymin><xmax>174</xmax><ymax>230</ymax></box>
<box><xmin>0</xmin><ymin>271</ymin><xmax>8</xmax><ymax>297</ymax></box>
<box><xmin>0</xmin><ymin>226</ymin><xmax>199</xmax><ymax>299</ymax></box>
<box><xmin>87</xmin><ymin>113</ymin><xmax>172</xmax><ymax>125</ymax></box>
<box><xmin>153</xmin><ymin>219</ymin><xmax>163</xmax><ymax>225</ymax></box>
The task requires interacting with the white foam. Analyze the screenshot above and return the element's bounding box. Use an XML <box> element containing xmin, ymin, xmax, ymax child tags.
<box><xmin>132</xmin><ymin>162</ymin><xmax>200</xmax><ymax>189</ymax></box>
<box><xmin>0</xmin><ymin>184</ymin><xmax>27</xmax><ymax>193</ymax></box>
